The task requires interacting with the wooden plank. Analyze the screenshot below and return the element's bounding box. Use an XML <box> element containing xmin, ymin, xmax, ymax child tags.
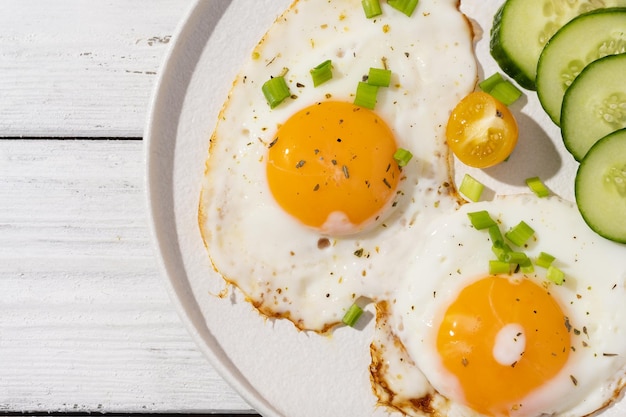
<box><xmin>0</xmin><ymin>139</ymin><xmax>252</xmax><ymax>413</ymax></box>
<box><xmin>0</xmin><ymin>1</ymin><xmax>192</xmax><ymax>138</ymax></box>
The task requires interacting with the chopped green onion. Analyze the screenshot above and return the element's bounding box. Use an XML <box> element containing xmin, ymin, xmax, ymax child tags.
<box><xmin>388</xmin><ymin>0</ymin><xmax>419</xmax><ymax>16</ymax></box>
<box><xmin>489</xmin><ymin>260</ymin><xmax>511</xmax><ymax>275</ymax></box>
<box><xmin>479</xmin><ymin>72</ymin><xmax>505</xmax><ymax>93</ymax></box>
<box><xmin>536</xmin><ymin>251</ymin><xmax>556</xmax><ymax>268</ymax></box>
<box><xmin>479</xmin><ymin>72</ymin><xmax>523</xmax><ymax>106</ymax></box>
<box><xmin>526</xmin><ymin>176</ymin><xmax>550</xmax><ymax>198</ymax></box>
<box><xmin>505</xmin><ymin>221</ymin><xmax>535</xmax><ymax>247</ymax></box>
<box><xmin>459</xmin><ymin>174</ymin><xmax>484</xmax><ymax>202</ymax></box>
<box><xmin>490</xmin><ymin>81</ymin><xmax>523</xmax><ymax>106</ymax></box>
<box><xmin>361</xmin><ymin>0</ymin><xmax>382</xmax><ymax>18</ymax></box>
<box><xmin>488</xmin><ymin>224</ymin><xmax>504</xmax><ymax>247</ymax></box>
<box><xmin>547</xmin><ymin>265</ymin><xmax>565</xmax><ymax>285</ymax></box>
<box><xmin>467</xmin><ymin>210</ymin><xmax>496</xmax><ymax>230</ymax></box>
<box><xmin>310</xmin><ymin>59</ymin><xmax>333</xmax><ymax>87</ymax></box>
<box><xmin>354</xmin><ymin>81</ymin><xmax>379</xmax><ymax>109</ymax></box>
<box><xmin>504</xmin><ymin>251</ymin><xmax>529</xmax><ymax>265</ymax></box>
<box><xmin>368</xmin><ymin>67</ymin><xmax>392</xmax><ymax>87</ymax></box>
<box><xmin>393</xmin><ymin>148</ymin><xmax>413</xmax><ymax>167</ymax></box>
<box><xmin>262</xmin><ymin>76</ymin><xmax>291</xmax><ymax>109</ymax></box>
<box><xmin>492</xmin><ymin>243</ymin><xmax>512</xmax><ymax>262</ymax></box>
<box><xmin>519</xmin><ymin>256</ymin><xmax>535</xmax><ymax>274</ymax></box>
<box><xmin>342</xmin><ymin>303</ymin><xmax>364</xmax><ymax>327</ymax></box>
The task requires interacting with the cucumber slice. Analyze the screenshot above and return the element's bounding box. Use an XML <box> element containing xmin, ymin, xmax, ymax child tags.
<box><xmin>575</xmin><ymin>128</ymin><xmax>626</xmax><ymax>243</ymax></box>
<box><xmin>536</xmin><ymin>8</ymin><xmax>626</xmax><ymax>125</ymax></box>
<box><xmin>490</xmin><ymin>0</ymin><xmax>626</xmax><ymax>91</ymax></box>
<box><xmin>562</xmin><ymin>53</ymin><xmax>626</xmax><ymax>161</ymax></box>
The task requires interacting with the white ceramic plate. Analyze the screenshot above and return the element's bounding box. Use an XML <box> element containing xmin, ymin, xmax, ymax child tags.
<box><xmin>145</xmin><ymin>1</ymin><xmax>623</xmax><ymax>416</ymax></box>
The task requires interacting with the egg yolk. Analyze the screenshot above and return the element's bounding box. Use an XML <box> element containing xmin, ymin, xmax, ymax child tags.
<box><xmin>266</xmin><ymin>101</ymin><xmax>400</xmax><ymax>235</ymax></box>
<box><xmin>436</xmin><ymin>275</ymin><xmax>571</xmax><ymax>416</ymax></box>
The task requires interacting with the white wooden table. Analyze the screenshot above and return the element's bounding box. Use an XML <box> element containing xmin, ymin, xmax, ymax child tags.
<box><xmin>0</xmin><ymin>1</ymin><xmax>256</xmax><ymax>414</ymax></box>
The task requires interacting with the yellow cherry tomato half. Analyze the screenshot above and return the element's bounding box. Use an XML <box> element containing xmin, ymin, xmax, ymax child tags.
<box><xmin>446</xmin><ymin>91</ymin><xmax>519</xmax><ymax>168</ymax></box>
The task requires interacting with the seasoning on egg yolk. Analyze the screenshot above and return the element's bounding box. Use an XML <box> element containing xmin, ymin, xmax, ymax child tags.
<box><xmin>266</xmin><ymin>101</ymin><xmax>400</xmax><ymax>235</ymax></box>
<box><xmin>436</xmin><ymin>275</ymin><xmax>571</xmax><ymax>416</ymax></box>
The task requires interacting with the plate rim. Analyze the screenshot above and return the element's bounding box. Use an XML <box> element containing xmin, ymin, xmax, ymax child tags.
<box><xmin>143</xmin><ymin>1</ymin><xmax>281</xmax><ymax>415</ymax></box>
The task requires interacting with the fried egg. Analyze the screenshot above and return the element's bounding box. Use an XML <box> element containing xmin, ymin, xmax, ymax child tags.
<box><xmin>372</xmin><ymin>194</ymin><xmax>626</xmax><ymax>416</ymax></box>
<box><xmin>199</xmin><ymin>0</ymin><xmax>476</xmax><ymax>332</ymax></box>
